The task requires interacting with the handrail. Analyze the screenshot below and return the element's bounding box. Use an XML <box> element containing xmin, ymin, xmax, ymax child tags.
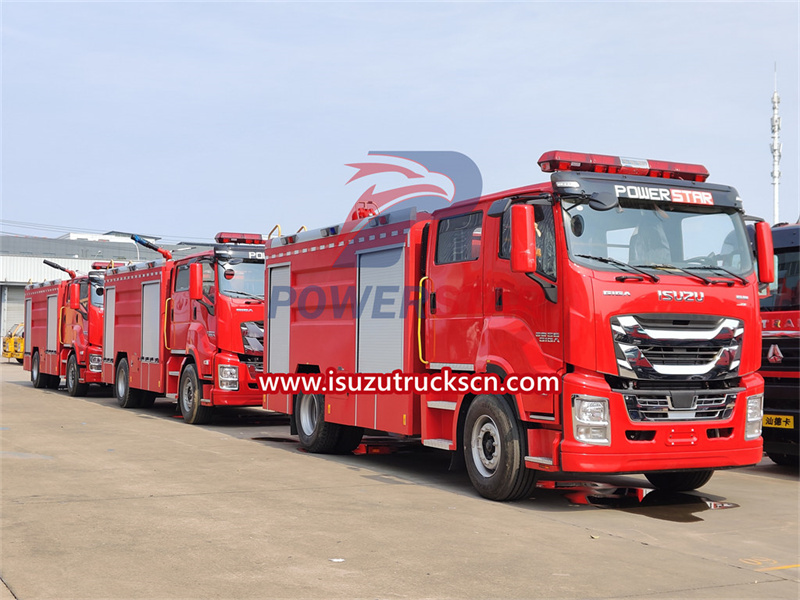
<box><xmin>296</xmin><ymin>225</ymin><xmax>307</xmax><ymax>233</ymax></box>
<box><xmin>58</xmin><ymin>306</ymin><xmax>66</xmax><ymax>346</ymax></box>
<box><xmin>163</xmin><ymin>297</ymin><xmax>172</xmax><ymax>351</ymax></box>
<box><xmin>268</xmin><ymin>225</ymin><xmax>282</xmax><ymax>239</ymax></box>
<box><xmin>417</xmin><ymin>276</ymin><xmax>430</xmax><ymax>365</ymax></box>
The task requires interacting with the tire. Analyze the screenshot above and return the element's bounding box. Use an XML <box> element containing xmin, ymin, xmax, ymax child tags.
<box><xmin>16</xmin><ymin>358</ymin><xmax>23</xmax><ymax>364</ymax></box>
<box><xmin>295</xmin><ymin>393</ymin><xmax>341</xmax><ymax>453</ymax></box>
<box><xmin>115</xmin><ymin>358</ymin><xmax>142</xmax><ymax>408</ymax></box>
<box><xmin>31</xmin><ymin>351</ymin><xmax>47</xmax><ymax>389</ymax></box>
<box><xmin>463</xmin><ymin>395</ymin><xmax>537</xmax><ymax>501</ymax></box>
<box><xmin>334</xmin><ymin>425</ymin><xmax>365</xmax><ymax>454</ymax></box>
<box><xmin>644</xmin><ymin>469</ymin><xmax>714</xmax><ymax>492</ymax></box>
<box><xmin>179</xmin><ymin>364</ymin><xmax>212</xmax><ymax>424</ymax></box>
<box><xmin>766</xmin><ymin>452</ymin><xmax>799</xmax><ymax>468</ymax></box>
<box><xmin>66</xmin><ymin>354</ymin><xmax>89</xmax><ymax>397</ymax></box>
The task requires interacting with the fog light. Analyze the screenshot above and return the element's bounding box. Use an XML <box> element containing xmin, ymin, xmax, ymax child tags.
<box><xmin>745</xmin><ymin>393</ymin><xmax>763</xmax><ymax>440</ymax></box>
<box><xmin>572</xmin><ymin>395</ymin><xmax>610</xmax><ymax>445</ymax></box>
<box><xmin>218</xmin><ymin>365</ymin><xmax>239</xmax><ymax>391</ymax></box>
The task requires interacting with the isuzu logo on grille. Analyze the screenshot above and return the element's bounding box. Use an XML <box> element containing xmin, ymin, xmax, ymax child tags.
<box><xmin>658</xmin><ymin>290</ymin><xmax>704</xmax><ymax>302</ymax></box>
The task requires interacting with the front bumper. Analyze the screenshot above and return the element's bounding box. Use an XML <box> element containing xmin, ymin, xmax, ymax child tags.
<box><xmin>558</xmin><ymin>371</ymin><xmax>764</xmax><ymax>473</ymax></box>
<box><xmin>201</xmin><ymin>352</ymin><xmax>263</xmax><ymax>407</ymax></box>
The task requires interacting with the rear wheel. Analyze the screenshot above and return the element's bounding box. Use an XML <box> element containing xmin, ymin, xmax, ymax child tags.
<box><xmin>66</xmin><ymin>354</ymin><xmax>88</xmax><ymax>397</ymax></box>
<box><xmin>644</xmin><ymin>469</ymin><xmax>714</xmax><ymax>492</ymax></box>
<box><xmin>31</xmin><ymin>351</ymin><xmax>47</xmax><ymax>388</ymax></box>
<box><xmin>296</xmin><ymin>393</ymin><xmax>341</xmax><ymax>453</ymax></box>
<box><xmin>115</xmin><ymin>358</ymin><xmax>142</xmax><ymax>408</ymax></box>
<box><xmin>463</xmin><ymin>395</ymin><xmax>537</xmax><ymax>501</ymax></box>
<box><xmin>179</xmin><ymin>364</ymin><xmax>212</xmax><ymax>424</ymax></box>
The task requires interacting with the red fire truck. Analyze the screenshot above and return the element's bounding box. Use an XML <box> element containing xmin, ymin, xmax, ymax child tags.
<box><xmin>262</xmin><ymin>150</ymin><xmax>775</xmax><ymax>501</ymax></box>
<box><xmin>101</xmin><ymin>233</ymin><xmax>266</xmax><ymax>424</ymax></box>
<box><xmin>24</xmin><ymin>261</ymin><xmax>109</xmax><ymax>394</ymax></box>
<box><xmin>758</xmin><ymin>223</ymin><xmax>799</xmax><ymax>466</ymax></box>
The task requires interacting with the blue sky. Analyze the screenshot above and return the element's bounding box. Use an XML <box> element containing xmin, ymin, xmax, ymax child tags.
<box><xmin>2</xmin><ymin>1</ymin><xmax>798</xmax><ymax>244</ymax></box>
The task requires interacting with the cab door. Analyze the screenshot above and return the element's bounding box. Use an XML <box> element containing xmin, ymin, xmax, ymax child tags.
<box><xmin>170</xmin><ymin>263</ymin><xmax>191</xmax><ymax>351</ymax></box>
<box><xmin>423</xmin><ymin>210</ymin><xmax>485</xmax><ymax>370</ymax></box>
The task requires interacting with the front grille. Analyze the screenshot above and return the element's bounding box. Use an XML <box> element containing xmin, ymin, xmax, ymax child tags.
<box><xmin>611</xmin><ymin>313</ymin><xmax>743</xmax><ymax>381</ymax></box>
<box><xmin>620</xmin><ymin>389</ymin><xmax>738</xmax><ymax>422</ymax></box>
<box><xmin>640</xmin><ymin>346</ymin><xmax>721</xmax><ymax>366</ymax></box>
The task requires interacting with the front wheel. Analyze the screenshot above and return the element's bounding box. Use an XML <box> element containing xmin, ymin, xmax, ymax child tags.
<box><xmin>644</xmin><ymin>469</ymin><xmax>714</xmax><ymax>492</ymax></box>
<box><xmin>179</xmin><ymin>364</ymin><xmax>212</xmax><ymax>424</ymax></box>
<box><xmin>463</xmin><ymin>395</ymin><xmax>537</xmax><ymax>501</ymax></box>
<box><xmin>295</xmin><ymin>393</ymin><xmax>341</xmax><ymax>453</ymax></box>
<box><xmin>66</xmin><ymin>354</ymin><xmax>88</xmax><ymax>397</ymax></box>
<box><xmin>766</xmin><ymin>452</ymin><xmax>799</xmax><ymax>468</ymax></box>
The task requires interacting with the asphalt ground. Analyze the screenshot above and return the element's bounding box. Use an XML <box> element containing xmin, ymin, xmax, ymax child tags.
<box><xmin>1</xmin><ymin>361</ymin><xmax>798</xmax><ymax>600</ymax></box>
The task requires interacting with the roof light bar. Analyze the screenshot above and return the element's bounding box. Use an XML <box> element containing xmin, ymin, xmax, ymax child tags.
<box><xmin>214</xmin><ymin>232</ymin><xmax>264</xmax><ymax>244</ymax></box>
<box><xmin>538</xmin><ymin>150</ymin><xmax>709</xmax><ymax>182</ymax></box>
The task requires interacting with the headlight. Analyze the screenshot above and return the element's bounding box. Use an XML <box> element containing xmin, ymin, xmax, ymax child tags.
<box><xmin>572</xmin><ymin>395</ymin><xmax>610</xmax><ymax>445</ymax></box>
<box><xmin>218</xmin><ymin>365</ymin><xmax>239</xmax><ymax>391</ymax></box>
<box><xmin>745</xmin><ymin>393</ymin><xmax>763</xmax><ymax>441</ymax></box>
<box><xmin>89</xmin><ymin>354</ymin><xmax>102</xmax><ymax>372</ymax></box>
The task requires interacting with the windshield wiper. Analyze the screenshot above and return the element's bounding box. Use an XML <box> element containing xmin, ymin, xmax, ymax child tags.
<box><xmin>634</xmin><ymin>264</ymin><xmax>712</xmax><ymax>286</ymax></box>
<box><xmin>683</xmin><ymin>265</ymin><xmax>747</xmax><ymax>285</ymax></box>
<box><xmin>577</xmin><ymin>255</ymin><xmax>659</xmax><ymax>282</ymax></box>
<box><xmin>225</xmin><ymin>290</ymin><xmax>264</xmax><ymax>300</ymax></box>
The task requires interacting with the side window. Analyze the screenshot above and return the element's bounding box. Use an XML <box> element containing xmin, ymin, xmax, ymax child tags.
<box><xmin>498</xmin><ymin>205</ymin><xmax>557</xmax><ymax>281</ymax></box>
<box><xmin>202</xmin><ymin>262</ymin><xmax>215</xmax><ymax>298</ymax></box>
<box><xmin>79</xmin><ymin>281</ymin><xmax>89</xmax><ymax>307</ymax></box>
<box><xmin>435</xmin><ymin>212</ymin><xmax>482</xmax><ymax>264</ymax></box>
<box><xmin>175</xmin><ymin>265</ymin><xmax>190</xmax><ymax>292</ymax></box>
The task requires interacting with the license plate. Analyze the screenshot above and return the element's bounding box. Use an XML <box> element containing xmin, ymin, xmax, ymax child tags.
<box><xmin>763</xmin><ymin>415</ymin><xmax>795</xmax><ymax>429</ymax></box>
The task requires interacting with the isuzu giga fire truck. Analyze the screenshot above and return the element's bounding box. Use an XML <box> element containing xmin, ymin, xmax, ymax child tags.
<box><xmin>262</xmin><ymin>150</ymin><xmax>775</xmax><ymax>501</ymax></box>
<box><xmin>24</xmin><ymin>261</ymin><xmax>109</xmax><ymax>395</ymax></box>
<box><xmin>758</xmin><ymin>223</ymin><xmax>799</xmax><ymax>466</ymax></box>
<box><xmin>101</xmin><ymin>233</ymin><xmax>266</xmax><ymax>423</ymax></box>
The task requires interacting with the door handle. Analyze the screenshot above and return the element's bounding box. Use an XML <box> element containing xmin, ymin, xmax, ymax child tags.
<box><xmin>495</xmin><ymin>288</ymin><xmax>503</xmax><ymax>311</ymax></box>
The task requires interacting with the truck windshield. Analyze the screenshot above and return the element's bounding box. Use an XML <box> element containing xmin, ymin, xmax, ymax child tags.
<box><xmin>562</xmin><ymin>198</ymin><xmax>753</xmax><ymax>277</ymax></box>
<box><xmin>217</xmin><ymin>260</ymin><xmax>264</xmax><ymax>300</ymax></box>
<box><xmin>761</xmin><ymin>246</ymin><xmax>799</xmax><ymax>312</ymax></box>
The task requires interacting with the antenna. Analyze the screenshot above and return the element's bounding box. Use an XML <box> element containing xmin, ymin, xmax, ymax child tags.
<box><xmin>771</xmin><ymin>64</ymin><xmax>781</xmax><ymax>224</ymax></box>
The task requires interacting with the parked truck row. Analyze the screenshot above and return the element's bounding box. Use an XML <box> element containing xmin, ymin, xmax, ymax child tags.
<box><xmin>22</xmin><ymin>150</ymin><xmax>795</xmax><ymax>501</ymax></box>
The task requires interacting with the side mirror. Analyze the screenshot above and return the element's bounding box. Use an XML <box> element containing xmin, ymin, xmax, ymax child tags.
<box><xmin>754</xmin><ymin>221</ymin><xmax>775</xmax><ymax>284</ymax></box>
<box><xmin>69</xmin><ymin>283</ymin><xmax>80</xmax><ymax>310</ymax></box>
<box><xmin>588</xmin><ymin>191</ymin><xmax>618</xmax><ymax>211</ymax></box>
<box><xmin>510</xmin><ymin>204</ymin><xmax>537</xmax><ymax>273</ymax></box>
<box><xmin>189</xmin><ymin>263</ymin><xmax>204</xmax><ymax>301</ymax></box>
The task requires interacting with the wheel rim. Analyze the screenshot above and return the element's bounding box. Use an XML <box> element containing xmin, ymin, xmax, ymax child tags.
<box><xmin>471</xmin><ymin>414</ymin><xmax>501</xmax><ymax>478</ymax></box>
<box><xmin>32</xmin><ymin>355</ymin><xmax>39</xmax><ymax>380</ymax></box>
<box><xmin>298</xmin><ymin>394</ymin><xmax>319</xmax><ymax>436</ymax></box>
<box><xmin>67</xmin><ymin>360</ymin><xmax>75</xmax><ymax>391</ymax></box>
<box><xmin>182</xmin><ymin>377</ymin><xmax>195</xmax><ymax>413</ymax></box>
<box><xmin>116</xmin><ymin>367</ymin><xmax>126</xmax><ymax>398</ymax></box>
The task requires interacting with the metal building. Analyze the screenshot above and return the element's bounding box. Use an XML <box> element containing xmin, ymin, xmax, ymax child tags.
<box><xmin>0</xmin><ymin>232</ymin><xmax>206</xmax><ymax>336</ymax></box>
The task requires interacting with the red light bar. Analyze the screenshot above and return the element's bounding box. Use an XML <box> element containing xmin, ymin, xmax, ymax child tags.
<box><xmin>91</xmin><ymin>261</ymin><xmax>112</xmax><ymax>270</ymax></box>
<box><xmin>538</xmin><ymin>150</ymin><xmax>709</xmax><ymax>182</ymax></box>
<box><xmin>215</xmin><ymin>232</ymin><xmax>264</xmax><ymax>244</ymax></box>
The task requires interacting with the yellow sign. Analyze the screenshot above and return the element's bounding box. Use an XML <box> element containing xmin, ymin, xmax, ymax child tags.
<box><xmin>763</xmin><ymin>415</ymin><xmax>795</xmax><ymax>429</ymax></box>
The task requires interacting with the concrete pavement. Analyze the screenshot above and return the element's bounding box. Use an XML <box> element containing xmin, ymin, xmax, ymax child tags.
<box><xmin>1</xmin><ymin>362</ymin><xmax>798</xmax><ymax>599</ymax></box>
